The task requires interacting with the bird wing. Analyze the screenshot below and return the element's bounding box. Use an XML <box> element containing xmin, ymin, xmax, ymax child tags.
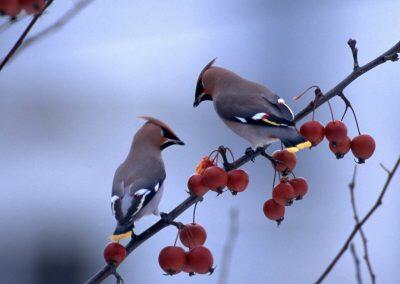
<box><xmin>113</xmin><ymin>180</ymin><xmax>163</xmax><ymax>224</ymax></box>
<box><xmin>215</xmin><ymin>91</ymin><xmax>295</xmax><ymax>128</ymax></box>
<box><xmin>258</xmin><ymin>86</ymin><xmax>294</xmax><ymax>121</ymax></box>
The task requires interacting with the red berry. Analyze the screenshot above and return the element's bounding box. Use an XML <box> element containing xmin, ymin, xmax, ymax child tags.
<box><xmin>186</xmin><ymin>246</ymin><xmax>214</xmax><ymax>275</ymax></box>
<box><xmin>324</xmin><ymin>120</ymin><xmax>348</xmax><ymax>143</ymax></box>
<box><xmin>289</xmin><ymin>177</ymin><xmax>308</xmax><ymax>199</ymax></box>
<box><xmin>272</xmin><ymin>150</ymin><xmax>297</xmax><ymax>175</ymax></box>
<box><xmin>182</xmin><ymin>251</ymin><xmax>195</xmax><ymax>275</ymax></box>
<box><xmin>179</xmin><ymin>223</ymin><xmax>207</xmax><ymax>248</ymax></box>
<box><xmin>0</xmin><ymin>0</ymin><xmax>21</xmax><ymax>17</ymax></box>
<box><xmin>188</xmin><ymin>174</ymin><xmax>208</xmax><ymax>196</ymax></box>
<box><xmin>195</xmin><ymin>157</ymin><xmax>215</xmax><ymax>175</ymax></box>
<box><xmin>272</xmin><ymin>181</ymin><xmax>296</xmax><ymax>206</ymax></box>
<box><xmin>351</xmin><ymin>134</ymin><xmax>376</xmax><ymax>163</ymax></box>
<box><xmin>263</xmin><ymin>199</ymin><xmax>285</xmax><ymax>224</ymax></box>
<box><xmin>329</xmin><ymin>136</ymin><xmax>351</xmax><ymax>159</ymax></box>
<box><xmin>201</xmin><ymin>166</ymin><xmax>228</xmax><ymax>192</ymax></box>
<box><xmin>20</xmin><ymin>0</ymin><xmax>45</xmax><ymax>14</ymax></box>
<box><xmin>103</xmin><ymin>242</ymin><xmax>126</xmax><ymax>266</ymax></box>
<box><xmin>158</xmin><ymin>246</ymin><xmax>186</xmax><ymax>275</ymax></box>
<box><xmin>227</xmin><ymin>169</ymin><xmax>249</xmax><ymax>194</ymax></box>
<box><xmin>300</xmin><ymin>121</ymin><xmax>325</xmax><ymax>146</ymax></box>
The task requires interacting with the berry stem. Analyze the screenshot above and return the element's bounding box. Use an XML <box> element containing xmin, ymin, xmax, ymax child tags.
<box><xmin>327</xmin><ymin>100</ymin><xmax>335</xmax><ymax>121</ymax></box>
<box><xmin>173</xmin><ymin>230</ymin><xmax>179</xmax><ymax>246</ymax></box>
<box><xmin>312</xmin><ymin>93</ymin><xmax>321</xmax><ymax>121</ymax></box>
<box><xmin>226</xmin><ymin>147</ymin><xmax>236</xmax><ymax>161</ymax></box>
<box><xmin>192</xmin><ymin>201</ymin><xmax>199</xmax><ymax>224</ymax></box>
<box><xmin>293</xmin><ymin>85</ymin><xmax>320</xmax><ymax>101</ymax></box>
<box><xmin>339</xmin><ymin>92</ymin><xmax>362</xmax><ymax>135</ymax></box>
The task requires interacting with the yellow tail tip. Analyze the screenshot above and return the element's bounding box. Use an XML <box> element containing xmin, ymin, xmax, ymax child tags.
<box><xmin>286</xmin><ymin>141</ymin><xmax>312</xmax><ymax>153</ymax></box>
<box><xmin>286</xmin><ymin>147</ymin><xmax>299</xmax><ymax>153</ymax></box>
<box><xmin>110</xmin><ymin>231</ymin><xmax>132</xmax><ymax>242</ymax></box>
<box><xmin>296</xmin><ymin>141</ymin><xmax>312</xmax><ymax>150</ymax></box>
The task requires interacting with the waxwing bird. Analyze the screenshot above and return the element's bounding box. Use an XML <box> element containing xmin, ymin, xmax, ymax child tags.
<box><xmin>193</xmin><ymin>59</ymin><xmax>311</xmax><ymax>153</ymax></box>
<box><xmin>110</xmin><ymin>117</ymin><xmax>184</xmax><ymax>241</ymax></box>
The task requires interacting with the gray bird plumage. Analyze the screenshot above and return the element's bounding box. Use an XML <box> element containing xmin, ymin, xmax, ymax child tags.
<box><xmin>193</xmin><ymin>60</ymin><xmax>311</xmax><ymax>152</ymax></box>
<box><xmin>110</xmin><ymin>117</ymin><xmax>184</xmax><ymax>241</ymax></box>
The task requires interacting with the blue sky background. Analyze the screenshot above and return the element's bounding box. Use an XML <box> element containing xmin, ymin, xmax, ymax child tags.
<box><xmin>1</xmin><ymin>1</ymin><xmax>399</xmax><ymax>283</ymax></box>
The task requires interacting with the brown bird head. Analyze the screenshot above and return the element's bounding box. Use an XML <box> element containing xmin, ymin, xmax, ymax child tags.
<box><xmin>193</xmin><ymin>58</ymin><xmax>217</xmax><ymax>107</ymax></box>
<box><xmin>138</xmin><ymin>116</ymin><xmax>185</xmax><ymax>150</ymax></box>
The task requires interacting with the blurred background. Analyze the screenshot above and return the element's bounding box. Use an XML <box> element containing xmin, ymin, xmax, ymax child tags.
<box><xmin>1</xmin><ymin>0</ymin><xmax>399</xmax><ymax>283</ymax></box>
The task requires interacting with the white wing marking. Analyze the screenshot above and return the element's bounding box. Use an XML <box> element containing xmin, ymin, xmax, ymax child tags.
<box><xmin>252</xmin><ymin>113</ymin><xmax>267</xmax><ymax>120</ymax></box>
<box><xmin>132</xmin><ymin>190</ymin><xmax>151</xmax><ymax>217</ymax></box>
<box><xmin>111</xmin><ymin>195</ymin><xmax>120</xmax><ymax>215</ymax></box>
<box><xmin>235</xmin><ymin>116</ymin><xmax>247</xmax><ymax>123</ymax></box>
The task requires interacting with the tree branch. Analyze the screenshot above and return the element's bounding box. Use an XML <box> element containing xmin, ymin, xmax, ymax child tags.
<box><xmin>349</xmin><ymin>166</ymin><xmax>376</xmax><ymax>284</ymax></box>
<box><xmin>348</xmin><ymin>39</ymin><xmax>360</xmax><ymax>71</ymax></box>
<box><xmin>294</xmin><ymin>40</ymin><xmax>400</xmax><ymax>122</ymax></box>
<box><xmin>315</xmin><ymin>156</ymin><xmax>400</xmax><ymax>283</ymax></box>
<box><xmin>350</xmin><ymin>243</ymin><xmax>363</xmax><ymax>284</ymax></box>
<box><xmin>86</xmin><ymin>40</ymin><xmax>400</xmax><ymax>283</ymax></box>
<box><xmin>15</xmin><ymin>0</ymin><xmax>95</xmax><ymax>57</ymax></box>
<box><xmin>0</xmin><ymin>0</ymin><xmax>54</xmax><ymax>72</ymax></box>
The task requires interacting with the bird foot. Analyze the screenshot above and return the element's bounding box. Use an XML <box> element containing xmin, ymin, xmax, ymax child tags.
<box><xmin>245</xmin><ymin>147</ymin><xmax>256</xmax><ymax>162</ymax></box>
<box><xmin>110</xmin><ymin>263</ymin><xmax>125</xmax><ymax>284</ymax></box>
<box><xmin>160</xmin><ymin>212</ymin><xmax>184</xmax><ymax>229</ymax></box>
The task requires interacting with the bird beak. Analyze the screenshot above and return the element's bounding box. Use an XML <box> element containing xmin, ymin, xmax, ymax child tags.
<box><xmin>193</xmin><ymin>95</ymin><xmax>201</xmax><ymax>107</ymax></box>
<box><xmin>161</xmin><ymin>139</ymin><xmax>185</xmax><ymax>150</ymax></box>
<box><xmin>193</xmin><ymin>93</ymin><xmax>212</xmax><ymax>108</ymax></box>
<box><xmin>160</xmin><ymin>127</ymin><xmax>185</xmax><ymax>150</ymax></box>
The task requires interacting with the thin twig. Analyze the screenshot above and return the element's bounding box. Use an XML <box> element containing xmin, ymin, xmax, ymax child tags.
<box><xmin>316</xmin><ymin>156</ymin><xmax>400</xmax><ymax>283</ymax></box>
<box><xmin>16</xmin><ymin>0</ymin><xmax>95</xmax><ymax>56</ymax></box>
<box><xmin>349</xmin><ymin>166</ymin><xmax>376</xmax><ymax>283</ymax></box>
<box><xmin>339</xmin><ymin>92</ymin><xmax>362</xmax><ymax>135</ymax></box>
<box><xmin>294</xmin><ymin>40</ymin><xmax>400</xmax><ymax>123</ymax></box>
<box><xmin>348</xmin><ymin>39</ymin><xmax>360</xmax><ymax>71</ymax></box>
<box><xmin>0</xmin><ymin>0</ymin><xmax>54</xmax><ymax>72</ymax></box>
<box><xmin>218</xmin><ymin>207</ymin><xmax>239</xmax><ymax>284</ymax></box>
<box><xmin>379</xmin><ymin>163</ymin><xmax>391</xmax><ymax>175</ymax></box>
<box><xmin>350</xmin><ymin>243</ymin><xmax>363</xmax><ymax>284</ymax></box>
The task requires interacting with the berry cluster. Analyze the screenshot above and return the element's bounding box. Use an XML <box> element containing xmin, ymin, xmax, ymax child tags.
<box><xmin>300</xmin><ymin>119</ymin><xmax>375</xmax><ymax>163</ymax></box>
<box><xmin>263</xmin><ymin>150</ymin><xmax>309</xmax><ymax>224</ymax></box>
<box><xmin>0</xmin><ymin>0</ymin><xmax>45</xmax><ymax>18</ymax></box>
<box><xmin>159</xmin><ymin>223</ymin><xmax>214</xmax><ymax>276</ymax></box>
<box><xmin>297</xmin><ymin>88</ymin><xmax>376</xmax><ymax>164</ymax></box>
<box><xmin>188</xmin><ymin>155</ymin><xmax>249</xmax><ymax>196</ymax></box>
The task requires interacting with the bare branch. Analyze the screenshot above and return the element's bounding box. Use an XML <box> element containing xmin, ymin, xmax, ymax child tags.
<box><xmin>294</xmin><ymin>40</ymin><xmax>400</xmax><ymax>123</ymax></box>
<box><xmin>218</xmin><ymin>207</ymin><xmax>239</xmax><ymax>284</ymax></box>
<box><xmin>16</xmin><ymin>0</ymin><xmax>95</xmax><ymax>56</ymax></box>
<box><xmin>349</xmin><ymin>166</ymin><xmax>375</xmax><ymax>284</ymax></box>
<box><xmin>350</xmin><ymin>243</ymin><xmax>363</xmax><ymax>284</ymax></box>
<box><xmin>0</xmin><ymin>0</ymin><xmax>54</xmax><ymax>72</ymax></box>
<box><xmin>348</xmin><ymin>39</ymin><xmax>359</xmax><ymax>71</ymax></box>
<box><xmin>379</xmin><ymin>163</ymin><xmax>391</xmax><ymax>175</ymax></box>
<box><xmin>316</xmin><ymin>156</ymin><xmax>400</xmax><ymax>283</ymax></box>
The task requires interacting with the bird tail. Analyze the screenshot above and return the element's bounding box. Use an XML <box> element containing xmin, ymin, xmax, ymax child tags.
<box><xmin>281</xmin><ymin>133</ymin><xmax>312</xmax><ymax>153</ymax></box>
<box><xmin>110</xmin><ymin>223</ymin><xmax>133</xmax><ymax>242</ymax></box>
